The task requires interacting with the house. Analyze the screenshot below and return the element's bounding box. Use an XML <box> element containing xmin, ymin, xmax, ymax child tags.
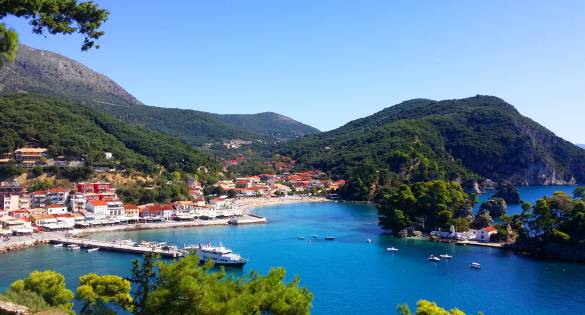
<box><xmin>123</xmin><ymin>204</ymin><xmax>140</xmax><ymax>219</ymax></box>
<box><xmin>107</xmin><ymin>201</ymin><xmax>124</xmax><ymax>217</ymax></box>
<box><xmin>208</xmin><ymin>196</ymin><xmax>228</xmax><ymax>207</ymax></box>
<box><xmin>30</xmin><ymin>188</ymin><xmax>70</xmax><ymax>208</ymax></box>
<box><xmin>77</xmin><ymin>182</ymin><xmax>111</xmax><ymax>194</ymax></box>
<box><xmin>476</xmin><ymin>226</ymin><xmax>498</xmax><ymax>242</ymax></box>
<box><xmin>193</xmin><ymin>197</ymin><xmax>206</xmax><ymax>207</ymax></box>
<box><xmin>86</xmin><ymin>200</ymin><xmax>109</xmax><ymax>219</ymax></box>
<box><xmin>14</xmin><ymin>148</ymin><xmax>48</xmax><ymax>162</ymax></box>
<box><xmin>139</xmin><ymin>204</ymin><xmax>174</xmax><ymax>220</ymax></box>
<box><xmin>2</xmin><ymin>194</ymin><xmax>30</xmax><ymax>211</ymax></box>
<box><xmin>30</xmin><ymin>214</ymin><xmax>58</xmax><ymax>226</ymax></box>
<box><xmin>45</xmin><ymin>204</ymin><xmax>68</xmax><ymax>215</ymax></box>
<box><xmin>9</xmin><ymin>209</ymin><xmax>30</xmax><ymax>220</ymax></box>
<box><xmin>70</xmin><ymin>193</ymin><xmax>86</xmax><ymax>212</ymax></box>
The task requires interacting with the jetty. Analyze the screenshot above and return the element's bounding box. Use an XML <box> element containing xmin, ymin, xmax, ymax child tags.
<box><xmin>51</xmin><ymin>238</ymin><xmax>186</xmax><ymax>258</ymax></box>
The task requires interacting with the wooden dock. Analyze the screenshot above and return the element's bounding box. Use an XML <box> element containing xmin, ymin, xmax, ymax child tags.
<box><xmin>51</xmin><ymin>238</ymin><xmax>185</xmax><ymax>258</ymax></box>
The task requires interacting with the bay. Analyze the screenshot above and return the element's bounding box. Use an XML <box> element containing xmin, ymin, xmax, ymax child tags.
<box><xmin>1</xmin><ymin>186</ymin><xmax>584</xmax><ymax>314</ymax></box>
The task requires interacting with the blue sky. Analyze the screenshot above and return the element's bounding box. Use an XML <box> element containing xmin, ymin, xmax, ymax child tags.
<box><xmin>4</xmin><ymin>1</ymin><xmax>585</xmax><ymax>142</ymax></box>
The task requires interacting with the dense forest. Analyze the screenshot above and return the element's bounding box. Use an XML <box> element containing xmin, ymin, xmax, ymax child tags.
<box><xmin>0</xmin><ymin>94</ymin><xmax>218</xmax><ymax>174</ymax></box>
<box><xmin>281</xmin><ymin>96</ymin><xmax>585</xmax><ymax>200</ymax></box>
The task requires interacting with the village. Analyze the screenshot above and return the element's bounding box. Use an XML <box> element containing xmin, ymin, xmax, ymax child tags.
<box><xmin>0</xmin><ymin>147</ymin><xmax>345</xmax><ymax>241</ymax></box>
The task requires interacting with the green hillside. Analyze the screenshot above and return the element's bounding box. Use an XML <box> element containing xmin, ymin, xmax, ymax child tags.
<box><xmin>214</xmin><ymin>112</ymin><xmax>320</xmax><ymax>139</ymax></box>
<box><xmin>281</xmin><ymin>96</ymin><xmax>585</xmax><ymax>200</ymax></box>
<box><xmin>0</xmin><ymin>94</ymin><xmax>217</xmax><ymax>173</ymax></box>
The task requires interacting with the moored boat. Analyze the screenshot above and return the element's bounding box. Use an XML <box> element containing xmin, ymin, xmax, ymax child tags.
<box><xmin>87</xmin><ymin>247</ymin><xmax>99</xmax><ymax>253</ymax></box>
<box><xmin>52</xmin><ymin>243</ymin><xmax>63</xmax><ymax>247</ymax></box>
<box><xmin>470</xmin><ymin>262</ymin><xmax>481</xmax><ymax>269</ymax></box>
<box><xmin>298</xmin><ymin>236</ymin><xmax>305</xmax><ymax>240</ymax></box>
<box><xmin>439</xmin><ymin>254</ymin><xmax>453</xmax><ymax>259</ymax></box>
<box><xmin>427</xmin><ymin>255</ymin><xmax>440</xmax><ymax>262</ymax></box>
<box><xmin>386</xmin><ymin>247</ymin><xmax>399</xmax><ymax>252</ymax></box>
<box><xmin>325</xmin><ymin>236</ymin><xmax>335</xmax><ymax>240</ymax></box>
<box><xmin>185</xmin><ymin>242</ymin><xmax>247</xmax><ymax>268</ymax></box>
<box><xmin>67</xmin><ymin>244</ymin><xmax>80</xmax><ymax>251</ymax></box>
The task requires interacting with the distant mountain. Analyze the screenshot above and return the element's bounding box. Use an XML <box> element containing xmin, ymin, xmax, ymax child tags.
<box><xmin>0</xmin><ymin>44</ymin><xmax>320</xmax><ymax>146</ymax></box>
<box><xmin>0</xmin><ymin>94</ymin><xmax>216</xmax><ymax>173</ymax></box>
<box><xmin>214</xmin><ymin>112</ymin><xmax>320</xmax><ymax>139</ymax></box>
<box><xmin>283</xmin><ymin>96</ymin><xmax>585</xmax><ymax>199</ymax></box>
<box><xmin>0</xmin><ymin>44</ymin><xmax>141</xmax><ymax>107</ymax></box>
<box><xmin>577</xmin><ymin>144</ymin><xmax>585</xmax><ymax>150</ymax></box>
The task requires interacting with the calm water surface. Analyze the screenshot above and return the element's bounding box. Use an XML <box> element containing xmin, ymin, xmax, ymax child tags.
<box><xmin>1</xmin><ymin>186</ymin><xmax>584</xmax><ymax>314</ymax></box>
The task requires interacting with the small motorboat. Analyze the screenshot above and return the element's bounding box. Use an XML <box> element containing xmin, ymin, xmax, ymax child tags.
<box><xmin>366</xmin><ymin>239</ymin><xmax>372</xmax><ymax>243</ymax></box>
<box><xmin>439</xmin><ymin>254</ymin><xmax>453</xmax><ymax>259</ymax></box>
<box><xmin>386</xmin><ymin>247</ymin><xmax>399</xmax><ymax>252</ymax></box>
<box><xmin>470</xmin><ymin>262</ymin><xmax>481</xmax><ymax>269</ymax></box>
<box><xmin>312</xmin><ymin>235</ymin><xmax>318</xmax><ymax>238</ymax></box>
<box><xmin>297</xmin><ymin>236</ymin><xmax>305</xmax><ymax>240</ymax></box>
<box><xmin>87</xmin><ymin>248</ymin><xmax>99</xmax><ymax>253</ymax></box>
<box><xmin>52</xmin><ymin>243</ymin><xmax>64</xmax><ymax>247</ymax></box>
<box><xmin>325</xmin><ymin>236</ymin><xmax>335</xmax><ymax>241</ymax></box>
<box><xmin>67</xmin><ymin>244</ymin><xmax>81</xmax><ymax>251</ymax></box>
<box><xmin>427</xmin><ymin>255</ymin><xmax>441</xmax><ymax>262</ymax></box>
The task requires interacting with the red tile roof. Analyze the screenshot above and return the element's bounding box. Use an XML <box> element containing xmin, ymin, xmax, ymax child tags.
<box><xmin>88</xmin><ymin>200</ymin><xmax>108</xmax><ymax>206</ymax></box>
<box><xmin>483</xmin><ymin>226</ymin><xmax>497</xmax><ymax>232</ymax></box>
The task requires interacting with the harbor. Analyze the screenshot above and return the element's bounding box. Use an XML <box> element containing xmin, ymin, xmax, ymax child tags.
<box><xmin>51</xmin><ymin>238</ymin><xmax>186</xmax><ymax>258</ymax></box>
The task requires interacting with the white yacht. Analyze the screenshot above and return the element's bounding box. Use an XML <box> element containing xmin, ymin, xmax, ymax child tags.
<box><xmin>427</xmin><ymin>255</ymin><xmax>440</xmax><ymax>262</ymax></box>
<box><xmin>185</xmin><ymin>242</ymin><xmax>247</xmax><ymax>268</ymax></box>
<box><xmin>439</xmin><ymin>254</ymin><xmax>453</xmax><ymax>259</ymax></box>
<box><xmin>386</xmin><ymin>247</ymin><xmax>399</xmax><ymax>252</ymax></box>
<box><xmin>67</xmin><ymin>244</ymin><xmax>80</xmax><ymax>251</ymax></box>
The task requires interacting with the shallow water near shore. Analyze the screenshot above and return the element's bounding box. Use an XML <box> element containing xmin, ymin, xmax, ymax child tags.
<box><xmin>1</xmin><ymin>186</ymin><xmax>585</xmax><ymax>314</ymax></box>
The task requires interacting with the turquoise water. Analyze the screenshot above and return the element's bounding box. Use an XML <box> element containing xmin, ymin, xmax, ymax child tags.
<box><xmin>1</xmin><ymin>186</ymin><xmax>585</xmax><ymax>314</ymax></box>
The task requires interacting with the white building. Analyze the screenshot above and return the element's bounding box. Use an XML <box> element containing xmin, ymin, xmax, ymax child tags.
<box><xmin>476</xmin><ymin>226</ymin><xmax>498</xmax><ymax>242</ymax></box>
<box><xmin>2</xmin><ymin>194</ymin><xmax>30</xmax><ymax>211</ymax></box>
<box><xmin>45</xmin><ymin>204</ymin><xmax>67</xmax><ymax>215</ymax></box>
<box><xmin>86</xmin><ymin>200</ymin><xmax>109</xmax><ymax>219</ymax></box>
<box><xmin>107</xmin><ymin>201</ymin><xmax>125</xmax><ymax>217</ymax></box>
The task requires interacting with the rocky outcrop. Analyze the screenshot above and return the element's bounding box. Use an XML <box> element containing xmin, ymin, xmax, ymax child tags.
<box><xmin>463</xmin><ymin>180</ymin><xmax>481</xmax><ymax>194</ymax></box>
<box><xmin>472</xmin><ymin>210</ymin><xmax>494</xmax><ymax>229</ymax></box>
<box><xmin>454</xmin><ymin>206</ymin><xmax>473</xmax><ymax>221</ymax></box>
<box><xmin>479</xmin><ymin>198</ymin><xmax>507</xmax><ymax>217</ymax></box>
<box><xmin>493</xmin><ymin>182</ymin><xmax>522</xmax><ymax>204</ymax></box>
<box><xmin>513</xmin><ymin>239</ymin><xmax>585</xmax><ymax>262</ymax></box>
<box><xmin>0</xmin><ymin>44</ymin><xmax>142</xmax><ymax>107</ymax></box>
<box><xmin>0</xmin><ymin>302</ymin><xmax>29</xmax><ymax>315</ymax></box>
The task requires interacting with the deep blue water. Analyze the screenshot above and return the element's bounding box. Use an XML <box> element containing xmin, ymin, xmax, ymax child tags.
<box><xmin>1</xmin><ymin>186</ymin><xmax>585</xmax><ymax>314</ymax></box>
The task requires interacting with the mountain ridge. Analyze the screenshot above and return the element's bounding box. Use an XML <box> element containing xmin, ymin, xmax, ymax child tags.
<box><xmin>282</xmin><ymin>95</ymin><xmax>585</xmax><ymax>199</ymax></box>
<box><xmin>0</xmin><ymin>44</ymin><xmax>320</xmax><ymax>144</ymax></box>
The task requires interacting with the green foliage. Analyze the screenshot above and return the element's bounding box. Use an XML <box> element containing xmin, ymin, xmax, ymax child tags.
<box><xmin>0</xmin><ymin>94</ymin><xmax>218</xmax><ymax>174</ymax></box>
<box><xmin>9</xmin><ymin>270</ymin><xmax>74</xmax><ymax>313</ymax></box>
<box><xmin>282</xmin><ymin>96</ymin><xmax>585</xmax><ymax>199</ymax></box>
<box><xmin>76</xmin><ymin>274</ymin><xmax>133</xmax><ymax>314</ymax></box>
<box><xmin>512</xmin><ymin>192</ymin><xmax>585</xmax><ymax>247</ymax></box>
<box><xmin>0</xmin><ymin>288</ymin><xmax>65</xmax><ymax>314</ymax></box>
<box><xmin>378</xmin><ymin>180</ymin><xmax>472</xmax><ymax>233</ymax></box>
<box><xmin>397</xmin><ymin>300</ymin><xmax>467</xmax><ymax>315</ymax></box>
<box><xmin>146</xmin><ymin>254</ymin><xmax>313</xmax><ymax>315</ymax></box>
<box><xmin>0</xmin><ymin>23</ymin><xmax>18</xmax><ymax>66</ymax></box>
<box><xmin>0</xmin><ymin>0</ymin><xmax>109</xmax><ymax>52</ymax></box>
<box><xmin>130</xmin><ymin>253</ymin><xmax>160</xmax><ymax>315</ymax></box>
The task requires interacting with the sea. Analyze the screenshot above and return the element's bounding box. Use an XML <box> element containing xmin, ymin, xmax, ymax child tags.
<box><xmin>1</xmin><ymin>186</ymin><xmax>584</xmax><ymax>314</ymax></box>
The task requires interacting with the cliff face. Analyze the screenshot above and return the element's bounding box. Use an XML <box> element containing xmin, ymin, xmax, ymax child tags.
<box><xmin>0</xmin><ymin>44</ymin><xmax>142</xmax><ymax>107</ymax></box>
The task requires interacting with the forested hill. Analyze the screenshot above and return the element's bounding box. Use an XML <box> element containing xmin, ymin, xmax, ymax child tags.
<box><xmin>0</xmin><ymin>44</ymin><xmax>320</xmax><ymax>146</ymax></box>
<box><xmin>282</xmin><ymin>96</ymin><xmax>585</xmax><ymax>199</ymax></box>
<box><xmin>214</xmin><ymin>112</ymin><xmax>320</xmax><ymax>139</ymax></box>
<box><xmin>0</xmin><ymin>94</ymin><xmax>217</xmax><ymax>174</ymax></box>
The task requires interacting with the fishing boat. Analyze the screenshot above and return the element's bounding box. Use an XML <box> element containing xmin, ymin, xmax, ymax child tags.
<box><xmin>87</xmin><ymin>248</ymin><xmax>99</xmax><ymax>253</ymax></box>
<box><xmin>427</xmin><ymin>255</ymin><xmax>441</xmax><ymax>262</ymax></box>
<box><xmin>67</xmin><ymin>244</ymin><xmax>80</xmax><ymax>251</ymax></box>
<box><xmin>52</xmin><ymin>243</ymin><xmax>63</xmax><ymax>247</ymax></box>
<box><xmin>325</xmin><ymin>236</ymin><xmax>335</xmax><ymax>240</ymax></box>
<box><xmin>470</xmin><ymin>262</ymin><xmax>481</xmax><ymax>269</ymax></box>
<box><xmin>439</xmin><ymin>254</ymin><xmax>453</xmax><ymax>259</ymax></box>
<box><xmin>297</xmin><ymin>236</ymin><xmax>305</xmax><ymax>240</ymax></box>
<box><xmin>386</xmin><ymin>247</ymin><xmax>399</xmax><ymax>252</ymax></box>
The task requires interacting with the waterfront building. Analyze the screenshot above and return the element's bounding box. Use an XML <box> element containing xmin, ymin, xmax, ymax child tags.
<box><xmin>107</xmin><ymin>201</ymin><xmax>125</xmax><ymax>217</ymax></box>
<box><xmin>45</xmin><ymin>204</ymin><xmax>67</xmax><ymax>215</ymax></box>
<box><xmin>476</xmin><ymin>226</ymin><xmax>498</xmax><ymax>242</ymax></box>
<box><xmin>86</xmin><ymin>200</ymin><xmax>109</xmax><ymax>219</ymax></box>
<box><xmin>30</xmin><ymin>188</ymin><xmax>70</xmax><ymax>208</ymax></box>
<box><xmin>70</xmin><ymin>193</ymin><xmax>86</xmax><ymax>212</ymax></box>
